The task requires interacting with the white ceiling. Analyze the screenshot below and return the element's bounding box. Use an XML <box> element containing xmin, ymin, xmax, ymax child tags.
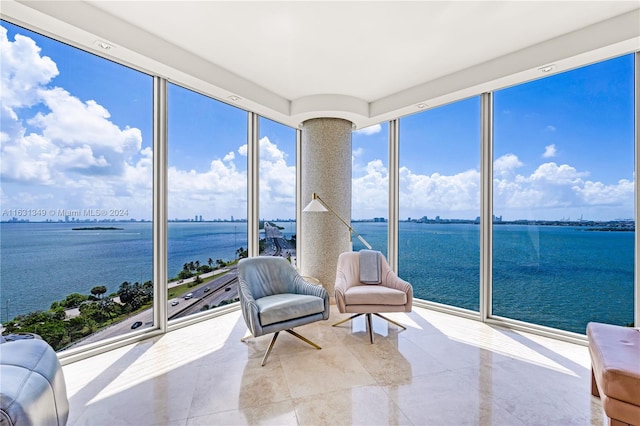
<box><xmin>3</xmin><ymin>1</ymin><xmax>640</xmax><ymax>129</ymax></box>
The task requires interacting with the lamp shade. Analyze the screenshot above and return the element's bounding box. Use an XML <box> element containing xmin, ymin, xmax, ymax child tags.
<box><xmin>302</xmin><ymin>198</ymin><xmax>327</xmax><ymax>212</ymax></box>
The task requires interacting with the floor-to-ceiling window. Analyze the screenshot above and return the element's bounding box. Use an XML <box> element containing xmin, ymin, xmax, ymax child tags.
<box><xmin>492</xmin><ymin>54</ymin><xmax>636</xmax><ymax>333</ymax></box>
<box><xmin>0</xmin><ymin>21</ymin><xmax>154</xmax><ymax>349</ymax></box>
<box><xmin>398</xmin><ymin>97</ymin><xmax>481</xmax><ymax>311</ymax></box>
<box><xmin>352</xmin><ymin>123</ymin><xmax>389</xmax><ymax>255</ymax></box>
<box><xmin>167</xmin><ymin>84</ymin><xmax>247</xmax><ymax>319</ymax></box>
<box><xmin>258</xmin><ymin>117</ymin><xmax>296</xmax><ymax>263</ymax></box>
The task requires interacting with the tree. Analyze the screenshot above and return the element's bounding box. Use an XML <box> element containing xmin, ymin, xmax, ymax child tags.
<box><xmin>236</xmin><ymin>247</ymin><xmax>248</xmax><ymax>259</ymax></box>
<box><xmin>90</xmin><ymin>285</ymin><xmax>107</xmax><ymax>299</ymax></box>
<box><xmin>208</xmin><ymin>258</ymin><xmax>213</xmax><ymax>267</ymax></box>
<box><xmin>178</xmin><ymin>269</ymin><xmax>193</xmax><ymax>280</ymax></box>
<box><xmin>60</xmin><ymin>293</ymin><xmax>89</xmax><ymax>308</ymax></box>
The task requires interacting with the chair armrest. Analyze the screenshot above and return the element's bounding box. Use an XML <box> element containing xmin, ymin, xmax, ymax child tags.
<box><xmin>292</xmin><ymin>276</ymin><xmax>330</xmax><ymax>320</ymax></box>
<box><xmin>382</xmin><ymin>270</ymin><xmax>413</xmax><ymax>310</ymax></box>
<box><xmin>238</xmin><ymin>278</ymin><xmax>263</xmax><ymax>337</ymax></box>
<box><xmin>334</xmin><ymin>270</ymin><xmax>349</xmax><ymax>312</ymax></box>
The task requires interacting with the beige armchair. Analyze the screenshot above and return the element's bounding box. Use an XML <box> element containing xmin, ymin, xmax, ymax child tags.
<box><xmin>333</xmin><ymin>251</ymin><xmax>413</xmax><ymax>343</ymax></box>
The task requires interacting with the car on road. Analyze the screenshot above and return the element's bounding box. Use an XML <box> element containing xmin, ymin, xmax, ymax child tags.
<box><xmin>185</xmin><ymin>293</ymin><xmax>193</xmax><ymax>299</ymax></box>
<box><xmin>204</xmin><ymin>287</ymin><xmax>210</xmax><ymax>293</ymax></box>
<box><xmin>131</xmin><ymin>321</ymin><xmax>143</xmax><ymax>329</ymax></box>
<box><xmin>171</xmin><ymin>300</ymin><xmax>179</xmax><ymax>306</ymax></box>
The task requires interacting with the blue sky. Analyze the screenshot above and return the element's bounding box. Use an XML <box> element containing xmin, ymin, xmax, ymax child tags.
<box><xmin>1</xmin><ymin>21</ymin><xmax>635</xmax><ymax>222</ymax></box>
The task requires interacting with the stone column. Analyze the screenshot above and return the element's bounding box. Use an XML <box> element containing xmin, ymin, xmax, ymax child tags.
<box><xmin>300</xmin><ymin>118</ymin><xmax>352</xmax><ymax>299</ymax></box>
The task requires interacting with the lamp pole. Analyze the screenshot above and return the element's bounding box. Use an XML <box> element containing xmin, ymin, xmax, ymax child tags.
<box><xmin>305</xmin><ymin>193</ymin><xmax>372</xmax><ymax>250</ymax></box>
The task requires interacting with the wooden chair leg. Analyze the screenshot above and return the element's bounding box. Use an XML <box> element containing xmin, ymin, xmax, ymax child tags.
<box><xmin>591</xmin><ymin>368</ymin><xmax>600</xmax><ymax>397</ymax></box>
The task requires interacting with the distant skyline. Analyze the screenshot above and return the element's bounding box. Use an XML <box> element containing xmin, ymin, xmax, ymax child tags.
<box><xmin>1</xmin><ymin>21</ymin><xmax>635</xmax><ymax>223</ymax></box>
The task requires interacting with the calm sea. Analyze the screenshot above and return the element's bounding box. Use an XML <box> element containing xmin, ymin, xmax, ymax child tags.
<box><xmin>0</xmin><ymin>221</ymin><xmax>634</xmax><ymax>334</ymax></box>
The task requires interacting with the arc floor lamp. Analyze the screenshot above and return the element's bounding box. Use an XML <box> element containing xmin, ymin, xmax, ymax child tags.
<box><xmin>302</xmin><ymin>192</ymin><xmax>372</xmax><ymax>250</ymax></box>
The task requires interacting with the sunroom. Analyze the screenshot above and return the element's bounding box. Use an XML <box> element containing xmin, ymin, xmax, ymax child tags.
<box><xmin>1</xmin><ymin>1</ymin><xmax>639</xmax><ymax>425</ymax></box>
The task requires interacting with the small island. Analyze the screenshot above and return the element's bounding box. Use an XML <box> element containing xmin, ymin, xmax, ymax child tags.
<box><xmin>72</xmin><ymin>227</ymin><xmax>124</xmax><ymax>231</ymax></box>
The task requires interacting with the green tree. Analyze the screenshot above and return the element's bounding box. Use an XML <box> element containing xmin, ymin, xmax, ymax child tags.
<box><xmin>236</xmin><ymin>247</ymin><xmax>248</xmax><ymax>259</ymax></box>
<box><xmin>90</xmin><ymin>285</ymin><xmax>108</xmax><ymax>299</ymax></box>
<box><xmin>60</xmin><ymin>293</ymin><xmax>89</xmax><ymax>308</ymax></box>
<box><xmin>178</xmin><ymin>269</ymin><xmax>193</xmax><ymax>280</ymax></box>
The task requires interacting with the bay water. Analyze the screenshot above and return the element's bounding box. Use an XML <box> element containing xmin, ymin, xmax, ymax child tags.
<box><xmin>1</xmin><ymin>221</ymin><xmax>634</xmax><ymax>334</ymax></box>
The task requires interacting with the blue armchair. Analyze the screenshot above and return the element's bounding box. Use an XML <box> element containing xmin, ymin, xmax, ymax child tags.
<box><xmin>238</xmin><ymin>256</ymin><xmax>330</xmax><ymax>366</ymax></box>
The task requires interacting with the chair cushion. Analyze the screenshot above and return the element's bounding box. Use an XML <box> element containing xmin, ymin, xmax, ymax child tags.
<box><xmin>345</xmin><ymin>285</ymin><xmax>407</xmax><ymax>306</ymax></box>
<box><xmin>256</xmin><ymin>293</ymin><xmax>325</xmax><ymax>326</ymax></box>
<box><xmin>587</xmin><ymin>322</ymin><xmax>640</xmax><ymax>407</ymax></box>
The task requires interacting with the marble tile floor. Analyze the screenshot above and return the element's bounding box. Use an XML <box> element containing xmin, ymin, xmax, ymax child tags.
<box><xmin>62</xmin><ymin>305</ymin><xmax>605</xmax><ymax>425</ymax></box>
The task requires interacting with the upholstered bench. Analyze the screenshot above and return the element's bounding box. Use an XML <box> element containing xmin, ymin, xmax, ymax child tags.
<box><xmin>587</xmin><ymin>322</ymin><xmax>640</xmax><ymax>426</ymax></box>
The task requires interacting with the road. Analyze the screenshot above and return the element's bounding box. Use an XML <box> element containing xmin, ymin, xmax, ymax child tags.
<box><xmin>70</xmin><ymin>224</ymin><xmax>292</xmax><ymax>348</ymax></box>
<box><xmin>70</xmin><ymin>268</ymin><xmax>238</xmax><ymax>348</ymax></box>
<box><xmin>263</xmin><ymin>222</ymin><xmax>294</xmax><ymax>258</ymax></box>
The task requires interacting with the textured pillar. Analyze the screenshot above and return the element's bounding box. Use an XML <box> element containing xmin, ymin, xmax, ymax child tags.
<box><xmin>300</xmin><ymin>118</ymin><xmax>352</xmax><ymax>299</ymax></box>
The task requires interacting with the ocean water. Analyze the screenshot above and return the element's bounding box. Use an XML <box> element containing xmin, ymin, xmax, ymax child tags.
<box><xmin>0</xmin><ymin>221</ymin><xmax>634</xmax><ymax>334</ymax></box>
<box><xmin>351</xmin><ymin>221</ymin><xmax>634</xmax><ymax>333</ymax></box>
<box><xmin>0</xmin><ymin>222</ymin><xmax>248</xmax><ymax>320</ymax></box>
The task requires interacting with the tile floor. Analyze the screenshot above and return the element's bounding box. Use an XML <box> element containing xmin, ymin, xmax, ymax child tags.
<box><xmin>62</xmin><ymin>305</ymin><xmax>604</xmax><ymax>425</ymax></box>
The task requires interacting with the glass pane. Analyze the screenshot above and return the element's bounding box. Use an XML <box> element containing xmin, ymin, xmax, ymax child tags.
<box><xmin>167</xmin><ymin>84</ymin><xmax>247</xmax><ymax>318</ymax></box>
<box><xmin>352</xmin><ymin>123</ymin><xmax>389</xmax><ymax>255</ymax></box>
<box><xmin>492</xmin><ymin>54</ymin><xmax>635</xmax><ymax>333</ymax></box>
<box><xmin>399</xmin><ymin>98</ymin><xmax>481</xmax><ymax>311</ymax></box>
<box><xmin>0</xmin><ymin>21</ymin><xmax>153</xmax><ymax>349</ymax></box>
<box><xmin>258</xmin><ymin>117</ymin><xmax>296</xmax><ymax>264</ymax></box>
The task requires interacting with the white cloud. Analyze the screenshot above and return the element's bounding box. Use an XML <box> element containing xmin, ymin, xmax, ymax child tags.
<box><xmin>546</xmin><ymin>125</ymin><xmax>557</xmax><ymax>132</ymax></box>
<box><xmin>354</xmin><ymin>123</ymin><xmax>382</xmax><ymax>136</ymax></box>
<box><xmin>542</xmin><ymin>144</ymin><xmax>557</xmax><ymax>158</ymax></box>
<box><xmin>166</xmin><ymin>136</ymin><xmax>297</xmax><ymax>220</ymax></box>
<box><xmin>0</xmin><ymin>26</ymin><xmax>58</xmax><ymax>110</ymax></box>
<box><xmin>0</xmin><ymin>25</ymin><xmax>149</xmax><ymax>217</ymax></box>
<box><xmin>398</xmin><ymin>167</ymin><xmax>480</xmax><ymax>218</ymax></box>
<box><xmin>353</xmin><ymin>160</ymin><xmax>389</xmax><ymax>218</ymax></box>
<box><xmin>494</xmin><ymin>154</ymin><xmax>523</xmax><ymax>177</ymax></box>
<box><xmin>258</xmin><ymin>137</ymin><xmax>296</xmax><ymax>217</ymax></box>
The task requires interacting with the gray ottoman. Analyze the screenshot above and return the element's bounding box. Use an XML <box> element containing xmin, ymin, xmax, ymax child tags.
<box><xmin>0</xmin><ymin>336</ymin><xmax>69</xmax><ymax>425</ymax></box>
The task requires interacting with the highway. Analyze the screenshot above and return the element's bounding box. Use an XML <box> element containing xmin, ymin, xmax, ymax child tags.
<box><xmin>263</xmin><ymin>222</ymin><xmax>294</xmax><ymax>258</ymax></box>
<box><xmin>70</xmin><ymin>223</ymin><xmax>293</xmax><ymax>348</ymax></box>
<box><xmin>70</xmin><ymin>268</ymin><xmax>238</xmax><ymax>348</ymax></box>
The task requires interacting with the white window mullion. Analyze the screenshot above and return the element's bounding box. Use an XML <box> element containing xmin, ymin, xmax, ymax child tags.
<box><xmin>480</xmin><ymin>92</ymin><xmax>493</xmax><ymax>323</ymax></box>
<box><xmin>153</xmin><ymin>76</ymin><xmax>168</xmax><ymax>332</ymax></box>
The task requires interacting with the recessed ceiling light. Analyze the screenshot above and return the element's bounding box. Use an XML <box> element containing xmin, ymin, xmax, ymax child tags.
<box><xmin>417</xmin><ymin>103</ymin><xmax>427</xmax><ymax>109</ymax></box>
<box><xmin>228</xmin><ymin>95</ymin><xmax>241</xmax><ymax>102</ymax></box>
<box><xmin>539</xmin><ymin>64</ymin><xmax>555</xmax><ymax>73</ymax></box>
<box><xmin>96</xmin><ymin>41</ymin><xmax>113</xmax><ymax>50</ymax></box>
